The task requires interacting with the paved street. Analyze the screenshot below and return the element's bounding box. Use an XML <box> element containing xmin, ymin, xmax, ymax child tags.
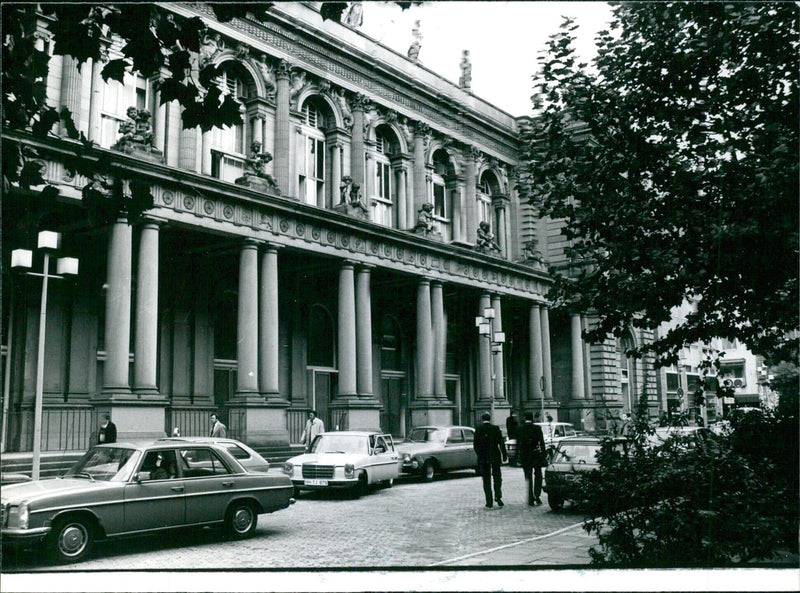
<box><xmin>3</xmin><ymin>465</ymin><xmax>587</xmax><ymax>571</ymax></box>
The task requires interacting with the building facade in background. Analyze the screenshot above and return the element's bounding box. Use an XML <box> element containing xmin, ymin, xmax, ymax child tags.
<box><xmin>2</xmin><ymin>2</ymin><xmax>656</xmax><ymax>454</ymax></box>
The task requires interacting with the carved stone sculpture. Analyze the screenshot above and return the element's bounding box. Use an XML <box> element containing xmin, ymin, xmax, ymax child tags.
<box><xmin>111</xmin><ymin>108</ymin><xmax>163</xmax><ymax>161</ymax></box>
<box><xmin>474</xmin><ymin>221</ymin><xmax>501</xmax><ymax>253</ymax></box>
<box><xmin>333</xmin><ymin>175</ymin><xmax>368</xmax><ymax>220</ymax></box>
<box><xmin>235</xmin><ymin>141</ymin><xmax>281</xmax><ymax>195</ymax></box>
<box><xmin>413</xmin><ymin>203</ymin><xmax>436</xmax><ymax>235</ymax></box>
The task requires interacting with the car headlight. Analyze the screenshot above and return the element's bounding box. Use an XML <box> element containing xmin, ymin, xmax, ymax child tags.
<box><xmin>283</xmin><ymin>462</ymin><xmax>293</xmax><ymax>476</ymax></box>
<box><xmin>402</xmin><ymin>453</ymin><xmax>411</xmax><ymax>462</ymax></box>
<box><xmin>8</xmin><ymin>502</ymin><xmax>29</xmax><ymax>529</ymax></box>
<box><xmin>344</xmin><ymin>463</ymin><xmax>354</xmax><ymax>479</ymax></box>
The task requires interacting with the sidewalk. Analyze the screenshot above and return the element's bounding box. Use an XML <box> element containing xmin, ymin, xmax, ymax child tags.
<box><xmin>433</xmin><ymin>521</ymin><xmax>800</xmax><ymax>568</ymax></box>
<box><xmin>432</xmin><ymin>521</ymin><xmax>597</xmax><ymax>566</ymax></box>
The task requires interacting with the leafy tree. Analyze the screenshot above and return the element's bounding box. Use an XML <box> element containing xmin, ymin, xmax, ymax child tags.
<box><xmin>518</xmin><ymin>3</ymin><xmax>799</xmax><ymax>366</ymax></box>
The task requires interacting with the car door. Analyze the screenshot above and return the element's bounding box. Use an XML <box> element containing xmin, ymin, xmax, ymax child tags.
<box><xmin>123</xmin><ymin>449</ymin><xmax>186</xmax><ymax>532</ymax></box>
<box><xmin>462</xmin><ymin>428</ymin><xmax>478</xmax><ymax>467</ymax></box>
<box><xmin>181</xmin><ymin>447</ymin><xmax>238</xmax><ymax>526</ymax></box>
<box><xmin>370</xmin><ymin>435</ymin><xmax>400</xmax><ymax>481</ymax></box>
<box><xmin>442</xmin><ymin>428</ymin><xmax>466</xmax><ymax>470</ymax></box>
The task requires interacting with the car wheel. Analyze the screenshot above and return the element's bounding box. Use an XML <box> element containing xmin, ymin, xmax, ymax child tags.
<box><xmin>48</xmin><ymin>516</ymin><xmax>93</xmax><ymax>564</ymax></box>
<box><xmin>358</xmin><ymin>472</ymin><xmax>370</xmax><ymax>496</ymax></box>
<box><xmin>422</xmin><ymin>459</ymin><xmax>437</xmax><ymax>482</ymax></box>
<box><xmin>384</xmin><ymin>478</ymin><xmax>394</xmax><ymax>488</ymax></box>
<box><xmin>548</xmin><ymin>494</ymin><xmax>565</xmax><ymax>511</ymax></box>
<box><xmin>225</xmin><ymin>501</ymin><xmax>258</xmax><ymax>539</ymax></box>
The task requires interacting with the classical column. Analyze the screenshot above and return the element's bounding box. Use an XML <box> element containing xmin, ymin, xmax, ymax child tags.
<box><xmin>528</xmin><ymin>303</ymin><xmax>544</xmax><ymax>403</ymax></box>
<box><xmin>350</xmin><ymin>95</ymin><xmax>368</xmax><ymax>190</ymax></box>
<box><xmin>259</xmin><ymin>245</ymin><xmax>280</xmax><ymax>399</ymax></box>
<box><xmin>541</xmin><ymin>305</ymin><xmax>553</xmax><ymax>401</ymax></box>
<box><xmin>491</xmin><ymin>294</ymin><xmax>505</xmax><ymax>401</ymax></box>
<box><xmin>464</xmin><ymin>147</ymin><xmax>478</xmax><ymax>244</ymax></box>
<box><xmin>452</xmin><ymin>176</ymin><xmax>464</xmax><ymax>243</ymax></box>
<box><xmin>102</xmin><ymin>218</ymin><xmax>133</xmax><ymax>395</ymax></box>
<box><xmin>153</xmin><ymin>85</ymin><xmax>167</xmax><ymax>155</ymax></box>
<box><xmin>330</xmin><ymin>142</ymin><xmax>342</xmax><ymax>205</ymax></box>
<box><xmin>274</xmin><ymin>60</ymin><xmax>291</xmax><ymax>194</ymax></box>
<box><xmin>59</xmin><ymin>56</ymin><xmax>82</xmax><ymax>136</ymax></box>
<box><xmin>570</xmin><ymin>313</ymin><xmax>586</xmax><ymax>400</ymax></box>
<box><xmin>431</xmin><ymin>280</ymin><xmax>446</xmax><ymax>399</ymax></box>
<box><xmin>178</xmin><ymin>115</ymin><xmax>198</xmax><ymax>172</ymax></box>
<box><xmin>87</xmin><ymin>57</ymin><xmax>104</xmax><ymax>142</ymax></box>
<box><xmin>235</xmin><ymin>241</ymin><xmax>260</xmax><ymax>399</ymax></box>
<box><xmin>133</xmin><ymin>221</ymin><xmax>160</xmax><ymax>396</ymax></box>
<box><xmin>200</xmin><ymin>128</ymin><xmax>212</xmax><ymax>175</ymax></box>
<box><xmin>478</xmin><ymin>292</ymin><xmax>492</xmax><ymax>400</ymax></box>
<box><xmin>355</xmin><ymin>266</ymin><xmax>373</xmax><ymax>397</ymax></box>
<box><xmin>416</xmin><ymin>278</ymin><xmax>434</xmax><ymax>399</ymax></box>
<box><xmin>406</xmin><ymin>162</ymin><xmax>416</xmax><ymax>228</ymax></box>
<box><xmin>395</xmin><ymin>165</ymin><xmax>407</xmax><ymax>229</ymax></box>
<box><xmin>413</xmin><ymin>123</ymin><xmax>428</xmax><ymax>214</ymax></box>
<box><xmin>337</xmin><ymin>262</ymin><xmax>358</xmax><ymax>398</ymax></box>
<box><xmin>496</xmin><ymin>202</ymin><xmax>508</xmax><ymax>255</ymax></box>
<box><xmin>252</xmin><ymin>115</ymin><xmax>264</xmax><ymax>146</ymax></box>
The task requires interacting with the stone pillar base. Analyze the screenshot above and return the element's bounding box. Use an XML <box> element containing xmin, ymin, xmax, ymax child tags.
<box><xmin>330</xmin><ymin>399</ymin><xmax>383</xmax><ymax>432</ymax></box>
<box><xmin>93</xmin><ymin>403</ymin><xmax>169</xmax><ymax>441</ymax></box>
<box><xmin>226</xmin><ymin>405</ymin><xmax>289</xmax><ymax>448</ymax></box>
<box><xmin>410</xmin><ymin>401</ymin><xmax>455</xmax><ymax>427</ymax></box>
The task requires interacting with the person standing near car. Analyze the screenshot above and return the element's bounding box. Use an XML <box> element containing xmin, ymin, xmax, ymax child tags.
<box><xmin>97</xmin><ymin>412</ymin><xmax>117</xmax><ymax>444</ymax></box>
<box><xmin>300</xmin><ymin>410</ymin><xmax>325</xmax><ymax>452</ymax></box>
<box><xmin>474</xmin><ymin>412</ymin><xmax>507</xmax><ymax>508</ymax></box>
<box><xmin>517</xmin><ymin>411</ymin><xmax>547</xmax><ymax>505</ymax></box>
<box><xmin>209</xmin><ymin>413</ymin><xmax>227</xmax><ymax>437</ymax></box>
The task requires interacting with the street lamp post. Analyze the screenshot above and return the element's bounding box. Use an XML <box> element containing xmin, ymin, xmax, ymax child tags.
<box><xmin>475</xmin><ymin>307</ymin><xmax>505</xmax><ymax>421</ymax></box>
<box><xmin>11</xmin><ymin>232</ymin><xmax>79</xmax><ymax>480</ymax></box>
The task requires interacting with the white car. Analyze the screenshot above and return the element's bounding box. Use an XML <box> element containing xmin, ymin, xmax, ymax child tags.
<box><xmin>283</xmin><ymin>431</ymin><xmax>401</xmax><ymax>498</ymax></box>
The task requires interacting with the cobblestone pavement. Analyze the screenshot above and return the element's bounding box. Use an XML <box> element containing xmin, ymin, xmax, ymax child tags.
<box><xmin>3</xmin><ymin>465</ymin><xmax>588</xmax><ymax>571</ymax></box>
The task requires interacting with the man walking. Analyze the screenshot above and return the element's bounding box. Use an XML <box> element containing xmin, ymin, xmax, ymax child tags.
<box><xmin>517</xmin><ymin>411</ymin><xmax>547</xmax><ymax>505</ymax></box>
<box><xmin>474</xmin><ymin>412</ymin><xmax>507</xmax><ymax>508</ymax></box>
<box><xmin>209</xmin><ymin>413</ymin><xmax>227</xmax><ymax>437</ymax></box>
<box><xmin>300</xmin><ymin>410</ymin><xmax>325</xmax><ymax>452</ymax></box>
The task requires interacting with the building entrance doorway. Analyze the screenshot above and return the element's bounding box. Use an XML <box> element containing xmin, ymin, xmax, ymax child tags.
<box><xmin>380</xmin><ymin>373</ymin><xmax>405</xmax><ymax>437</ymax></box>
<box><xmin>307</xmin><ymin>368</ymin><xmax>337</xmax><ymax>431</ymax></box>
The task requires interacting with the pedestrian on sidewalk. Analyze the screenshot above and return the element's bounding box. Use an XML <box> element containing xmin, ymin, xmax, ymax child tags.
<box><xmin>474</xmin><ymin>412</ymin><xmax>507</xmax><ymax>508</ymax></box>
<box><xmin>209</xmin><ymin>413</ymin><xmax>227</xmax><ymax>437</ymax></box>
<box><xmin>98</xmin><ymin>413</ymin><xmax>117</xmax><ymax>444</ymax></box>
<box><xmin>517</xmin><ymin>411</ymin><xmax>547</xmax><ymax>505</ymax></box>
<box><xmin>300</xmin><ymin>410</ymin><xmax>325</xmax><ymax>452</ymax></box>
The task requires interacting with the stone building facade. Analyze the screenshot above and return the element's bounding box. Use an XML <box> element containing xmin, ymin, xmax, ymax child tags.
<box><xmin>2</xmin><ymin>3</ymin><xmax>655</xmax><ymax>453</ymax></box>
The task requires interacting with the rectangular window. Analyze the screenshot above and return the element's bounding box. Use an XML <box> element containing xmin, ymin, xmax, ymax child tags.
<box><xmin>433</xmin><ymin>183</ymin><xmax>447</xmax><ymax>218</ymax></box>
<box><xmin>666</xmin><ymin>372</ymin><xmax>679</xmax><ymax>392</ymax></box>
<box><xmin>300</xmin><ymin>136</ymin><xmax>325</xmax><ymax>207</ymax></box>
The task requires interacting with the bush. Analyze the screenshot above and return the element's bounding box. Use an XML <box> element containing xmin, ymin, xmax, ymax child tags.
<box><xmin>576</xmin><ymin>410</ymin><xmax>798</xmax><ymax>567</ymax></box>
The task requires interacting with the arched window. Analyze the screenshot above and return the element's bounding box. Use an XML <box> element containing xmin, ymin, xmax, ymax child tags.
<box><xmin>308</xmin><ymin>304</ymin><xmax>335</xmax><ymax>368</ymax></box>
<box><xmin>372</xmin><ymin>128</ymin><xmax>394</xmax><ymax>227</ymax></box>
<box><xmin>432</xmin><ymin>150</ymin><xmax>451</xmax><ymax>220</ymax></box>
<box><xmin>477</xmin><ymin>174</ymin><xmax>494</xmax><ymax>233</ymax></box>
<box><xmin>380</xmin><ymin>315</ymin><xmax>401</xmax><ymax>371</ymax></box>
<box><xmin>210</xmin><ymin>63</ymin><xmax>252</xmax><ymax>182</ymax></box>
<box><xmin>299</xmin><ymin>100</ymin><xmax>327</xmax><ymax>207</ymax></box>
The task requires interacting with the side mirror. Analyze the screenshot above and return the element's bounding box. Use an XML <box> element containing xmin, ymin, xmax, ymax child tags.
<box><xmin>134</xmin><ymin>471</ymin><xmax>150</xmax><ymax>482</ymax></box>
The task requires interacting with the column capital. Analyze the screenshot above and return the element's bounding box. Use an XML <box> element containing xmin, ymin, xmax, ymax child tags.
<box><xmin>340</xmin><ymin>259</ymin><xmax>356</xmax><ymax>270</ymax></box>
<box><xmin>261</xmin><ymin>242</ymin><xmax>282</xmax><ymax>254</ymax></box>
<box><xmin>276</xmin><ymin>59</ymin><xmax>292</xmax><ymax>80</ymax></box>
<box><xmin>430</xmin><ymin>278</ymin><xmax>444</xmax><ymax>287</ymax></box>
<box><xmin>417</xmin><ymin>277</ymin><xmax>432</xmax><ymax>286</ymax></box>
<box><xmin>356</xmin><ymin>263</ymin><xmax>375</xmax><ymax>272</ymax></box>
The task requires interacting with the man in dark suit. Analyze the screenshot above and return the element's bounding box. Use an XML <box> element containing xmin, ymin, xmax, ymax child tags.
<box><xmin>474</xmin><ymin>412</ymin><xmax>507</xmax><ymax>508</ymax></box>
<box><xmin>97</xmin><ymin>412</ymin><xmax>117</xmax><ymax>444</ymax></box>
<box><xmin>517</xmin><ymin>411</ymin><xmax>547</xmax><ymax>505</ymax></box>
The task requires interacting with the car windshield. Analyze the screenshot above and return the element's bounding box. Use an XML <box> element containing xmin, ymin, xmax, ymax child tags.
<box><xmin>407</xmin><ymin>428</ymin><xmax>447</xmax><ymax>443</ymax></box>
<box><xmin>64</xmin><ymin>447</ymin><xmax>140</xmax><ymax>482</ymax></box>
<box><xmin>553</xmin><ymin>444</ymin><xmax>602</xmax><ymax>464</ymax></box>
<box><xmin>311</xmin><ymin>434</ymin><xmax>368</xmax><ymax>455</ymax></box>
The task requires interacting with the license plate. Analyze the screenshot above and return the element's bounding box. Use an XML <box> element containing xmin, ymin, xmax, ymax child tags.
<box><xmin>304</xmin><ymin>479</ymin><xmax>328</xmax><ymax>486</ymax></box>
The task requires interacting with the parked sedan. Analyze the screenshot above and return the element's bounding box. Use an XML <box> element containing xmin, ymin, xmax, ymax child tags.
<box><xmin>1</xmin><ymin>439</ymin><xmax>294</xmax><ymax>564</ymax></box>
<box><xmin>159</xmin><ymin>437</ymin><xmax>270</xmax><ymax>472</ymax></box>
<box><xmin>283</xmin><ymin>431</ymin><xmax>401</xmax><ymax>497</ymax></box>
<box><xmin>544</xmin><ymin>436</ymin><xmax>628</xmax><ymax>511</ymax></box>
<box><xmin>395</xmin><ymin>426</ymin><xmax>478</xmax><ymax>481</ymax></box>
